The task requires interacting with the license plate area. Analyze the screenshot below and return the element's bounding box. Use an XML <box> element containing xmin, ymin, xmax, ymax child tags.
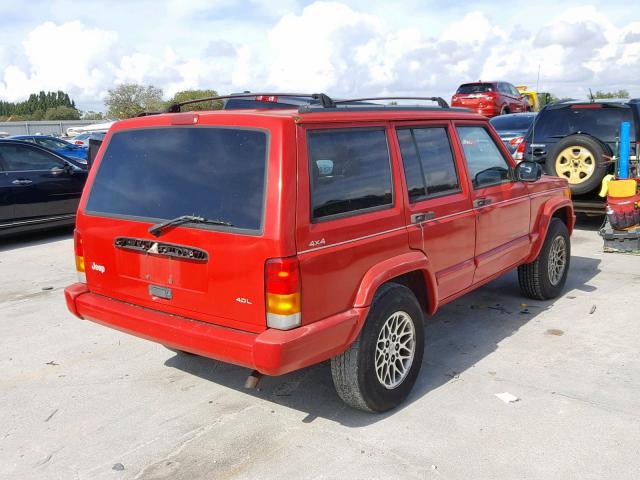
<box><xmin>149</xmin><ymin>284</ymin><xmax>172</xmax><ymax>300</ymax></box>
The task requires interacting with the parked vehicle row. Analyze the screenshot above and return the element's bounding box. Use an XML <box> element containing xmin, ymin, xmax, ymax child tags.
<box><xmin>64</xmin><ymin>93</ymin><xmax>574</xmax><ymax>413</ymax></box>
<box><xmin>0</xmin><ymin>139</ymin><xmax>87</xmax><ymax>236</ymax></box>
<box><xmin>10</xmin><ymin>135</ymin><xmax>88</xmax><ymax>163</ymax></box>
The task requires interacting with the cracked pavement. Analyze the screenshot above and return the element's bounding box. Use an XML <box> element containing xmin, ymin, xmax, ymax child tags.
<box><xmin>1</xmin><ymin>217</ymin><xmax>639</xmax><ymax>479</ymax></box>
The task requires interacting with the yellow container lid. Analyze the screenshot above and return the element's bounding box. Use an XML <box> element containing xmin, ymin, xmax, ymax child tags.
<box><xmin>608</xmin><ymin>179</ymin><xmax>638</xmax><ymax>198</ymax></box>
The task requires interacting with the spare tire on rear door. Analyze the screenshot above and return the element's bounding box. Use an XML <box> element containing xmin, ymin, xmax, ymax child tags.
<box><xmin>545</xmin><ymin>134</ymin><xmax>609</xmax><ymax>195</ymax></box>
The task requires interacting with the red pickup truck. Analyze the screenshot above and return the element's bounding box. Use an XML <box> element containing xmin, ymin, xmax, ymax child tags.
<box><xmin>65</xmin><ymin>94</ymin><xmax>574</xmax><ymax>412</ymax></box>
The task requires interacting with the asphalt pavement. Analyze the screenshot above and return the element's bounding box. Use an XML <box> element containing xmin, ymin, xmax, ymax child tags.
<box><xmin>1</xmin><ymin>217</ymin><xmax>639</xmax><ymax>480</ymax></box>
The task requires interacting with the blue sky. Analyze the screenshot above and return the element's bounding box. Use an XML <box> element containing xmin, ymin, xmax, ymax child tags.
<box><xmin>0</xmin><ymin>0</ymin><xmax>639</xmax><ymax>111</ymax></box>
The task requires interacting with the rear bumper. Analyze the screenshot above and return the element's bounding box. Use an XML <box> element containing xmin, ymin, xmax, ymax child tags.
<box><xmin>64</xmin><ymin>284</ymin><xmax>367</xmax><ymax>376</ymax></box>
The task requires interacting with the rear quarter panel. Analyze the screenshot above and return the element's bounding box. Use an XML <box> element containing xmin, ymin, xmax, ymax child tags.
<box><xmin>295</xmin><ymin>122</ymin><xmax>410</xmax><ymax>325</ymax></box>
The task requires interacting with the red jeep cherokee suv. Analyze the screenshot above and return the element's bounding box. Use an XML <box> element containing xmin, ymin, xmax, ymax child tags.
<box><xmin>452</xmin><ymin>81</ymin><xmax>530</xmax><ymax>117</ymax></box>
<box><xmin>65</xmin><ymin>93</ymin><xmax>574</xmax><ymax>412</ymax></box>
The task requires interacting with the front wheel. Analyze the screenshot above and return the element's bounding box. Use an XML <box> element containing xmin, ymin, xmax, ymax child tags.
<box><xmin>331</xmin><ymin>283</ymin><xmax>425</xmax><ymax>412</ymax></box>
<box><xmin>518</xmin><ymin>218</ymin><xmax>570</xmax><ymax>300</ymax></box>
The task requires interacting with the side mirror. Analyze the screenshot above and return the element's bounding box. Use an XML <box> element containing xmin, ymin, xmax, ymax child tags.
<box><xmin>515</xmin><ymin>161</ymin><xmax>542</xmax><ymax>182</ymax></box>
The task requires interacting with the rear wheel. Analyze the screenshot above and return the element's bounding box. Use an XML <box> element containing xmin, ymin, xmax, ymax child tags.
<box><xmin>500</xmin><ymin>106</ymin><xmax>509</xmax><ymax>115</ymax></box>
<box><xmin>546</xmin><ymin>135</ymin><xmax>608</xmax><ymax>195</ymax></box>
<box><xmin>331</xmin><ymin>283</ymin><xmax>425</xmax><ymax>412</ymax></box>
<box><xmin>518</xmin><ymin>218</ymin><xmax>570</xmax><ymax>300</ymax></box>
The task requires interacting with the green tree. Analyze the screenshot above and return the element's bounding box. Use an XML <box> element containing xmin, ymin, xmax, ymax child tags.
<box><xmin>0</xmin><ymin>90</ymin><xmax>79</xmax><ymax>119</ymax></box>
<box><xmin>104</xmin><ymin>84</ymin><xmax>165</xmax><ymax>119</ymax></box>
<box><xmin>44</xmin><ymin>106</ymin><xmax>81</xmax><ymax>120</ymax></box>
<box><xmin>593</xmin><ymin>89</ymin><xmax>629</xmax><ymax>99</ymax></box>
<box><xmin>167</xmin><ymin>89</ymin><xmax>222</xmax><ymax>111</ymax></box>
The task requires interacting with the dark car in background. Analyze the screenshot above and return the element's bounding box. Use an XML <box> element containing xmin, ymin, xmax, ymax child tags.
<box><xmin>490</xmin><ymin>112</ymin><xmax>537</xmax><ymax>158</ymax></box>
<box><xmin>523</xmin><ymin>99</ymin><xmax>640</xmax><ymax>194</ymax></box>
<box><xmin>11</xmin><ymin>135</ymin><xmax>88</xmax><ymax>163</ymax></box>
<box><xmin>222</xmin><ymin>94</ymin><xmax>321</xmax><ymax>110</ymax></box>
<box><xmin>0</xmin><ymin>140</ymin><xmax>87</xmax><ymax>236</ymax></box>
<box><xmin>452</xmin><ymin>81</ymin><xmax>531</xmax><ymax>117</ymax></box>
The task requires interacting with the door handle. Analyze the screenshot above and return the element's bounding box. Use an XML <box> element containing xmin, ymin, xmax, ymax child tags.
<box><xmin>11</xmin><ymin>179</ymin><xmax>33</xmax><ymax>186</ymax></box>
<box><xmin>473</xmin><ymin>198</ymin><xmax>492</xmax><ymax>208</ymax></box>
<box><xmin>411</xmin><ymin>211</ymin><xmax>436</xmax><ymax>224</ymax></box>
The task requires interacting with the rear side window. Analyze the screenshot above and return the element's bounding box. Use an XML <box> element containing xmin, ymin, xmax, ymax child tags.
<box><xmin>0</xmin><ymin>144</ymin><xmax>64</xmax><ymax>171</ymax></box>
<box><xmin>397</xmin><ymin>127</ymin><xmax>460</xmax><ymax>201</ymax></box>
<box><xmin>533</xmin><ymin>106</ymin><xmax>635</xmax><ymax>142</ymax></box>
<box><xmin>307</xmin><ymin>128</ymin><xmax>392</xmax><ymax>220</ymax></box>
<box><xmin>85</xmin><ymin>127</ymin><xmax>268</xmax><ymax>232</ymax></box>
<box><xmin>457</xmin><ymin>126</ymin><xmax>511</xmax><ymax>188</ymax></box>
<box><xmin>457</xmin><ymin>83</ymin><xmax>493</xmax><ymax>94</ymax></box>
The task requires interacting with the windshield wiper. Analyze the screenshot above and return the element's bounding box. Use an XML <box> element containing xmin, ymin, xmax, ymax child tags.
<box><xmin>149</xmin><ymin>215</ymin><xmax>233</xmax><ymax>237</ymax></box>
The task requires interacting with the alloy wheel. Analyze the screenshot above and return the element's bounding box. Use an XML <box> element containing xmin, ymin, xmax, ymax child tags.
<box><xmin>375</xmin><ymin>311</ymin><xmax>416</xmax><ymax>389</ymax></box>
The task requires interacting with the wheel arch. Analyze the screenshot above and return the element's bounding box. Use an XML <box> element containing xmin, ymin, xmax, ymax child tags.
<box><xmin>526</xmin><ymin>198</ymin><xmax>575</xmax><ymax>263</ymax></box>
<box><xmin>353</xmin><ymin>251</ymin><xmax>437</xmax><ymax>315</ymax></box>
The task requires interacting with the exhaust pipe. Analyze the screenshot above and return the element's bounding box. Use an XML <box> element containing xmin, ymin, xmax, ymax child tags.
<box><xmin>244</xmin><ymin>370</ymin><xmax>263</xmax><ymax>389</ymax></box>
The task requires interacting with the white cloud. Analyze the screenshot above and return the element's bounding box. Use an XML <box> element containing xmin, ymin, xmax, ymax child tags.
<box><xmin>0</xmin><ymin>21</ymin><xmax>117</xmax><ymax>104</ymax></box>
<box><xmin>1</xmin><ymin>2</ymin><xmax>639</xmax><ymax>113</ymax></box>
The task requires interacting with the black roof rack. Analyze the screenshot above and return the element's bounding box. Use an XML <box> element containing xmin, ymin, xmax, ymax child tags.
<box><xmin>336</xmin><ymin>96</ymin><xmax>449</xmax><ymax>108</ymax></box>
<box><xmin>297</xmin><ymin>96</ymin><xmax>450</xmax><ymax>113</ymax></box>
<box><xmin>166</xmin><ymin>92</ymin><xmax>333</xmax><ymax>113</ymax></box>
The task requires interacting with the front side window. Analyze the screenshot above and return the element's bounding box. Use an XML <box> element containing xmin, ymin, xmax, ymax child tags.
<box><xmin>307</xmin><ymin>128</ymin><xmax>393</xmax><ymax>220</ymax></box>
<box><xmin>0</xmin><ymin>144</ymin><xmax>64</xmax><ymax>171</ymax></box>
<box><xmin>457</xmin><ymin>126</ymin><xmax>511</xmax><ymax>188</ymax></box>
<box><xmin>397</xmin><ymin>127</ymin><xmax>460</xmax><ymax>202</ymax></box>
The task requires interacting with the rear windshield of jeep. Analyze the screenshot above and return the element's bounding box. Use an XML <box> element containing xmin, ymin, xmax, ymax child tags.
<box><xmin>85</xmin><ymin>127</ymin><xmax>268</xmax><ymax>232</ymax></box>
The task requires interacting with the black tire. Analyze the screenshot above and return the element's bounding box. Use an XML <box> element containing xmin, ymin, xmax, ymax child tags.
<box><xmin>518</xmin><ymin>218</ymin><xmax>571</xmax><ymax>300</ymax></box>
<box><xmin>545</xmin><ymin>135</ymin><xmax>608</xmax><ymax>195</ymax></box>
<box><xmin>331</xmin><ymin>283</ymin><xmax>425</xmax><ymax>412</ymax></box>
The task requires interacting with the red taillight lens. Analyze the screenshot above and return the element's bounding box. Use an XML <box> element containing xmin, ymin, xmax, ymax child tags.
<box><xmin>256</xmin><ymin>95</ymin><xmax>278</xmax><ymax>103</ymax></box>
<box><xmin>74</xmin><ymin>229</ymin><xmax>86</xmax><ymax>282</ymax></box>
<box><xmin>509</xmin><ymin>136</ymin><xmax>524</xmax><ymax>146</ymax></box>
<box><xmin>265</xmin><ymin>257</ymin><xmax>301</xmax><ymax>329</ymax></box>
<box><xmin>266</xmin><ymin>257</ymin><xmax>300</xmax><ymax>294</ymax></box>
<box><xmin>74</xmin><ymin>140</ymin><xmax>83</xmax><ymax>145</ymax></box>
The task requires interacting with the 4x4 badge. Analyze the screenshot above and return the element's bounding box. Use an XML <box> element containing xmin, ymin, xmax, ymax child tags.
<box><xmin>309</xmin><ymin>238</ymin><xmax>326</xmax><ymax>248</ymax></box>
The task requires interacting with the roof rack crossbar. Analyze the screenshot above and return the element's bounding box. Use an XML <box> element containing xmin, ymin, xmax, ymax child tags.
<box><xmin>166</xmin><ymin>92</ymin><xmax>333</xmax><ymax>113</ymax></box>
<box><xmin>333</xmin><ymin>96</ymin><xmax>450</xmax><ymax>108</ymax></box>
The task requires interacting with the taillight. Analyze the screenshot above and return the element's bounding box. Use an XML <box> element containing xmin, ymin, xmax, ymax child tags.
<box><xmin>74</xmin><ymin>229</ymin><xmax>86</xmax><ymax>283</ymax></box>
<box><xmin>509</xmin><ymin>136</ymin><xmax>524</xmax><ymax>146</ymax></box>
<box><xmin>74</xmin><ymin>140</ymin><xmax>83</xmax><ymax>145</ymax></box>
<box><xmin>256</xmin><ymin>95</ymin><xmax>278</xmax><ymax>103</ymax></box>
<box><xmin>514</xmin><ymin>141</ymin><xmax>526</xmax><ymax>162</ymax></box>
<box><xmin>265</xmin><ymin>257</ymin><xmax>301</xmax><ymax>330</ymax></box>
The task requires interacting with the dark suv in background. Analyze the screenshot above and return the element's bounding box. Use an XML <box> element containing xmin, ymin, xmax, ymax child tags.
<box><xmin>523</xmin><ymin>99</ymin><xmax>640</xmax><ymax>195</ymax></box>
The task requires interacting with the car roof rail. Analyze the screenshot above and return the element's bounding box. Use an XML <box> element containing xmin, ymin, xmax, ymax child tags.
<box><xmin>165</xmin><ymin>92</ymin><xmax>333</xmax><ymax>113</ymax></box>
<box><xmin>298</xmin><ymin>96</ymin><xmax>450</xmax><ymax>113</ymax></box>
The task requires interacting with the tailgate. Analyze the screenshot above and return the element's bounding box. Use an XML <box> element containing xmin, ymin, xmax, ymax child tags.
<box><xmin>79</xmin><ymin>124</ymin><xmax>282</xmax><ymax>334</ymax></box>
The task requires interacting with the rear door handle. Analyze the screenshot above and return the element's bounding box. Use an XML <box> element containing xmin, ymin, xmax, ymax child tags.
<box><xmin>411</xmin><ymin>211</ymin><xmax>435</xmax><ymax>224</ymax></box>
<box><xmin>12</xmin><ymin>179</ymin><xmax>33</xmax><ymax>186</ymax></box>
<box><xmin>473</xmin><ymin>198</ymin><xmax>492</xmax><ymax>208</ymax></box>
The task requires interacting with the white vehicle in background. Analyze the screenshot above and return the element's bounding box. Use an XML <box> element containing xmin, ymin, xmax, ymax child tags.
<box><xmin>66</xmin><ymin>121</ymin><xmax>115</xmax><ymax>138</ymax></box>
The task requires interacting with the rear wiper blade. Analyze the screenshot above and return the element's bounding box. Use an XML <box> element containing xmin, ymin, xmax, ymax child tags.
<box><xmin>149</xmin><ymin>215</ymin><xmax>233</xmax><ymax>237</ymax></box>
